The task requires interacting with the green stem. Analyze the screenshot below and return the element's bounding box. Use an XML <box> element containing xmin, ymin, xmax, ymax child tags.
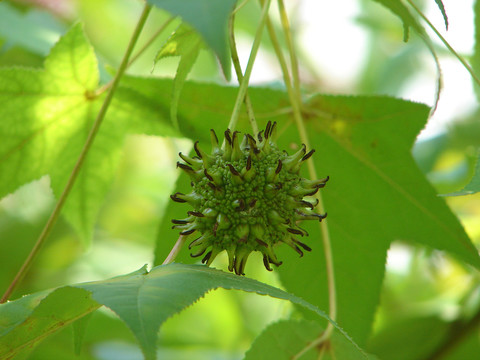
<box><xmin>264</xmin><ymin>6</ymin><xmax>337</xmax><ymax>356</ymax></box>
<box><xmin>226</xmin><ymin>0</ymin><xmax>272</xmax><ymax>134</ymax></box>
<box><xmin>277</xmin><ymin>0</ymin><xmax>301</xmax><ymax>104</ymax></box>
<box><xmin>405</xmin><ymin>0</ymin><xmax>480</xmax><ymax>87</ymax></box>
<box><xmin>229</xmin><ymin>12</ymin><xmax>259</xmax><ymax>134</ymax></box>
<box><xmin>95</xmin><ymin>15</ymin><xmax>175</xmax><ymax>97</ymax></box>
<box><xmin>0</xmin><ymin>4</ymin><xmax>152</xmax><ymax>304</ymax></box>
<box><xmin>128</xmin><ymin>15</ymin><xmax>175</xmax><ymax>68</ymax></box>
<box><xmin>162</xmin><ymin>235</ymin><xmax>187</xmax><ymax>264</ymax></box>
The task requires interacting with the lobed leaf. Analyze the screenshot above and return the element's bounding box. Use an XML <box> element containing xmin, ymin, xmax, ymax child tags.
<box><xmin>0</xmin><ymin>23</ymin><xmax>177</xmax><ymax>242</ymax></box>
<box><xmin>0</xmin><ymin>264</ymin><xmax>364</xmax><ymax>360</ymax></box>
<box><xmin>276</xmin><ymin>94</ymin><xmax>479</xmax><ymax>344</ymax></box>
<box><xmin>145</xmin><ymin>79</ymin><xmax>479</xmax><ymax>346</ymax></box>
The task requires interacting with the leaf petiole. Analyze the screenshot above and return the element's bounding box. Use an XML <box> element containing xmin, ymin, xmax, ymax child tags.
<box><xmin>226</xmin><ymin>0</ymin><xmax>272</xmax><ymax>136</ymax></box>
<box><xmin>229</xmin><ymin>11</ymin><xmax>259</xmax><ymax>135</ymax></box>
<box><xmin>265</xmin><ymin>0</ymin><xmax>338</xmax><ymax>353</ymax></box>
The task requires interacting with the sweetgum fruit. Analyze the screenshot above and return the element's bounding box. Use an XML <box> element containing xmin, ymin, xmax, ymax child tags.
<box><xmin>171</xmin><ymin>121</ymin><xmax>328</xmax><ymax>275</ymax></box>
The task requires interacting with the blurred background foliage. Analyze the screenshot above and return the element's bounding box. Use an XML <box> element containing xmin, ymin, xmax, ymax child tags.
<box><xmin>0</xmin><ymin>0</ymin><xmax>479</xmax><ymax>359</ymax></box>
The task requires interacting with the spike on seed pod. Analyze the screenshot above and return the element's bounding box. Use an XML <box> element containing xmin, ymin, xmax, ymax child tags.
<box><xmin>179</xmin><ymin>152</ymin><xmax>202</xmax><ymax>168</ymax></box>
<box><xmin>265</xmin><ymin>121</ymin><xmax>272</xmax><ymax>139</ymax></box>
<box><xmin>293</xmin><ymin>238</ymin><xmax>312</xmax><ymax>252</ymax></box>
<box><xmin>301</xmin><ymin>149</ymin><xmax>315</xmax><ymax>162</ymax></box>
<box><xmin>257</xmin><ymin>130</ymin><xmax>264</xmax><ymax>142</ymax></box>
<box><xmin>170</xmin><ymin>123</ymin><xmax>328</xmax><ymax>275</ymax></box>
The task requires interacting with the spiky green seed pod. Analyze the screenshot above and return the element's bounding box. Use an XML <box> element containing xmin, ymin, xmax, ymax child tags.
<box><xmin>171</xmin><ymin>121</ymin><xmax>328</xmax><ymax>275</ymax></box>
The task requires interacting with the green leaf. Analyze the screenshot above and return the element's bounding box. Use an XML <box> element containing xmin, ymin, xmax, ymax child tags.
<box><xmin>245</xmin><ymin>319</ymin><xmax>376</xmax><ymax>360</ymax></box>
<box><xmin>434</xmin><ymin>0</ymin><xmax>449</xmax><ymax>30</ymax></box>
<box><xmin>155</xmin><ymin>24</ymin><xmax>205</xmax><ymax>131</ymax></box>
<box><xmin>146</xmin><ymin>0</ymin><xmax>236</xmax><ymax>80</ymax></box>
<box><xmin>0</xmin><ymin>23</ymin><xmax>101</xmax><ymax>241</ymax></box>
<box><xmin>77</xmin><ymin>263</ymin><xmax>364</xmax><ymax>360</ymax></box>
<box><xmin>144</xmin><ymin>79</ymin><xmax>479</xmax><ymax>345</ymax></box>
<box><xmin>0</xmin><ymin>264</ymin><xmax>364</xmax><ymax>360</ymax></box>
<box><xmin>0</xmin><ymin>287</ymin><xmax>100</xmax><ymax>359</ymax></box>
<box><xmin>276</xmin><ymin>95</ymin><xmax>479</xmax><ymax>344</ymax></box>
<box><xmin>369</xmin><ymin>0</ymin><xmax>424</xmax><ymax>41</ymax></box>
<box><xmin>0</xmin><ymin>23</ymin><xmax>177</xmax><ymax>242</ymax></box>
<box><xmin>441</xmin><ymin>152</ymin><xmax>480</xmax><ymax>196</ymax></box>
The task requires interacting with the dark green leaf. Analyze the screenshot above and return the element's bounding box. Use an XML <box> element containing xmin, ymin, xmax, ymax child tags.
<box><xmin>245</xmin><ymin>320</ymin><xmax>376</xmax><ymax>360</ymax></box>
<box><xmin>0</xmin><ymin>264</ymin><xmax>363</xmax><ymax>360</ymax></box>
<box><xmin>147</xmin><ymin>0</ymin><xmax>236</xmax><ymax>79</ymax></box>
<box><xmin>77</xmin><ymin>263</ymin><xmax>365</xmax><ymax>360</ymax></box>
<box><xmin>434</xmin><ymin>0</ymin><xmax>449</xmax><ymax>30</ymax></box>
<box><xmin>276</xmin><ymin>95</ymin><xmax>479</xmax><ymax>344</ymax></box>
<box><xmin>145</xmin><ymin>79</ymin><xmax>479</xmax><ymax>346</ymax></box>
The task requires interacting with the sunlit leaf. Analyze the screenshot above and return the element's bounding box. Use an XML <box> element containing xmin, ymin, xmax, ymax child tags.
<box><xmin>147</xmin><ymin>0</ymin><xmax>236</xmax><ymax>79</ymax></box>
<box><xmin>0</xmin><ymin>23</ymin><xmax>101</xmax><ymax>241</ymax></box>
<box><xmin>0</xmin><ymin>23</ymin><xmax>177</xmax><ymax>242</ymax></box>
